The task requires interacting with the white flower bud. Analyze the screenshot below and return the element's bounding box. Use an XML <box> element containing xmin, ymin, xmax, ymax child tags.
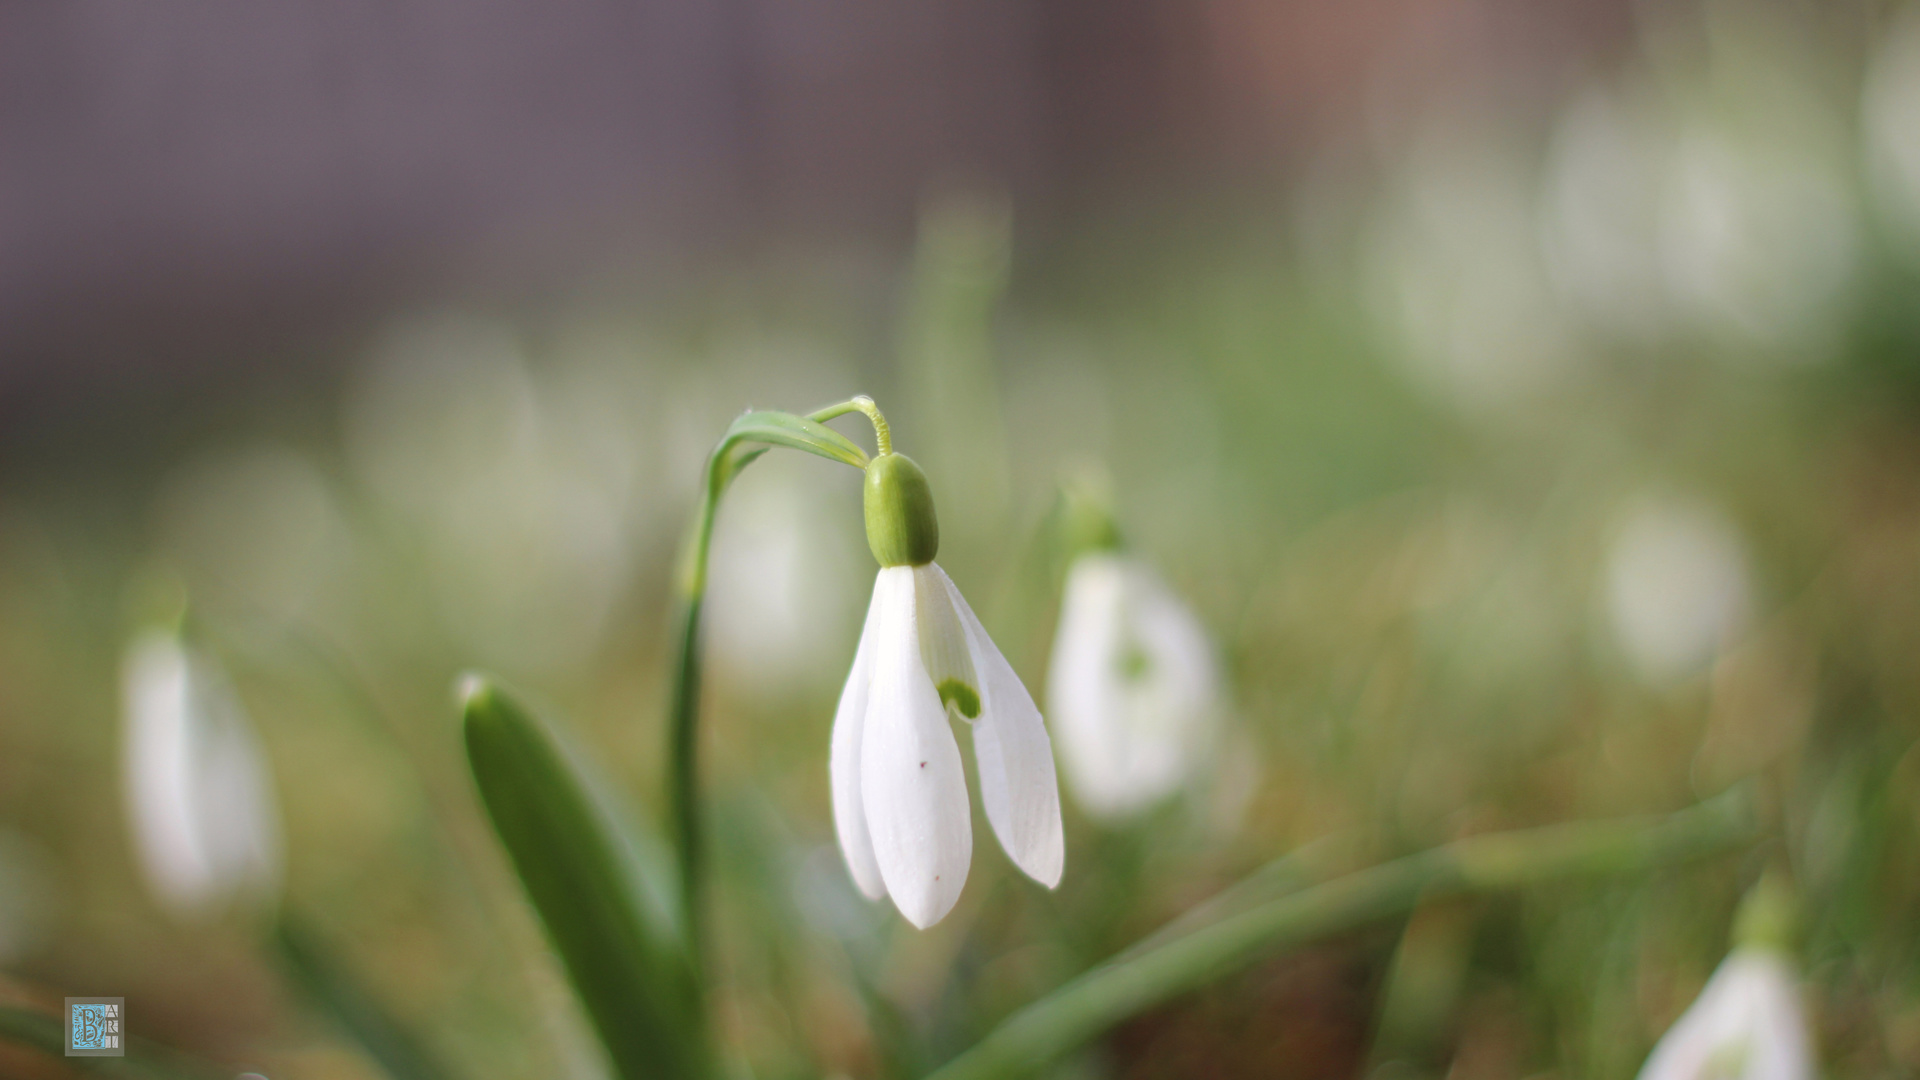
<box><xmin>121</xmin><ymin>631</ymin><xmax>282</xmax><ymax>918</ymax></box>
<box><xmin>1046</xmin><ymin>553</ymin><xmax>1221</xmax><ymax>822</ymax></box>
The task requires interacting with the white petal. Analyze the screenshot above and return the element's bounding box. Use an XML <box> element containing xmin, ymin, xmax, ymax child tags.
<box><xmin>861</xmin><ymin>566</ymin><xmax>971</xmax><ymax>928</ymax></box>
<box><xmin>121</xmin><ymin>633</ymin><xmax>283</xmax><ymax>917</ymax></box>
<box><xmin>1120</xmin><ymin>558</ymin><xmax>1220</xmax><ymax>790</ymax></box>
<box><xmin>1733</xmin><ymin>952</ymin><xmax>1813</xmax><ymax>1080</ymax></box>
<box><xmin>123</xmin><ymin>634</ymin><xmax>216</xmax><ymax>912</ymax></box>
<box><xmin>830</xmin><ymin>575</ymin><xmax>888</xmax><ymax>900</ymax></box>
<box><xmin>914</xmin><ymin>566</ymin><xmax>981</xmax><ymax>719</ymax></box>
<box><xmin>1046</xmin><ymin>554</ymin><xmax>1136</xmax><ymax>818</ymax></box>
<box><xmin>925</xmin><ymin>564</ymin><xmax>1065</xmax><ymax>888</ymax></box>
<box><xmin>1636</xmin><ymin>950</ymin><xmax>1813</xmax><ymax>1080</ymax></box>
<box><xmin>199</xmin><ymin>701</ymin><xmax>282</xmax><ymax>898</ymax></box>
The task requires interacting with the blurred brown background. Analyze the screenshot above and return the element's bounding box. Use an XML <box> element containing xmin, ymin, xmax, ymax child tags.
<box><xmin>0</xmin><ymin>0</ymin><xmax>1637</xmax><ymax>421</ymax></box>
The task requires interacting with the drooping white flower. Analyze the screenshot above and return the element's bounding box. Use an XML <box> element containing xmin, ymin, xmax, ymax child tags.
<box><xmin>1866</xmin><ymin>6</ymin><xmax>1920</xmax><ymax>253</ymax></box>
<box><xmin>830</xmin><ymin>452</ymin><xmax>1063</xmax><ymax>928</ymax></box>
<box><xmin>1604</xmin><ymin>495</ymin><xmax>1752</xmax><ymax>683</ymax></box>
<box><xmin>1636</xmin><ymin>949</ymin><xmax>1812</xmax><ymax>1080</ymax></box>
<box><xmin>121</xmin><ymin>630</ymin><xmax>282</xmax><ymax>918</ymax></box>
<box><xmin>1047</xmin><ymin>552</ymin><xmax>1220</xmax><ymax>821</ymax></box>
<box><xmin>1364</xmin><ymin>114</ymin><xmax>1582</xmax><ymax>413</ymax></box>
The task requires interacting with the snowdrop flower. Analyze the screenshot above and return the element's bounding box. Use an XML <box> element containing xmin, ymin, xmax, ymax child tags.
<box><xmin>1604</xmin><ymin>495</ymin><xmax>1752</xmax><ymax>683</ymax></box>
<box><xmin>1365</xmin><ymin>115</ymin><xmax>1582</xmax><ymax>412</ymax></box>
<box><xmin>121</xmin><ymin>629</ymin><xmax>282</xmax><ymax>918</ymax></box>
<box><xmin>1865</xmin><ymin>5</ymin><xmax>1920</xmax><ymax>252</ymax></box>
<box><xmin>1637</xmin><ymin>878</ymin><xmax>1812</xmax><ymax>1080</ymax></box>
<box><xmin>1047</xmin><ymin>540</ymin><xmax>1221</xmax><ymax>822</ymax></box>
<box><xmin>831</xmin><ymin>450</ymin><xmax>1064</xmax><ymax>928</ymax></box>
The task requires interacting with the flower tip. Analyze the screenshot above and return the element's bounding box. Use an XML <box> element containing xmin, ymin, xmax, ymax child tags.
<box><xmin>894</xmin><ymin>889</ymin><xmax>959</xmax><ymax>930</ymax></box>
<box><xmin>453</xmin><ymin>672</ymin><xmax>495</xmax><ymax>713</ymax></box>
<box><xmin>1013</xmin><ymin>824</ymin><xmax>1065</xmax><ymax>889</ymax></box>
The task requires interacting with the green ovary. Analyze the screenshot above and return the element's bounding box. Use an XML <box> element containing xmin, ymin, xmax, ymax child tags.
<box><xmin>938</xmin><ymin>678</ymin><xmax>981</xmax><ymax>719</ymax></box>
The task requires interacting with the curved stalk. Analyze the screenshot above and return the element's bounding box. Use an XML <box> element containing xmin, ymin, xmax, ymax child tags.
<box><xmin>666</xmin><ymin>402</ymin><xmax>883</xmax><ymax>987</ymax></box>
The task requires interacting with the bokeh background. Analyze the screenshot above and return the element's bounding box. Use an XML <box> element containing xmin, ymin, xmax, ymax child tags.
<box><xmin>4</xmin><ymin>0</ymin><xmax>1920</xmax><ymax>1076</ymax></box>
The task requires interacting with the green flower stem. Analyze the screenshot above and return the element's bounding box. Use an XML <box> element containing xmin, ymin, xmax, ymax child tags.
<box><xmin>666</xmin><ymin>401</ymin><xmax>883</xmax><ymax>987</ymax></box>
<box><xmin>928</xmin><ymin>789</ymin><xmax>1757</xmax><ymax>1080</ymax></box>
<box><xmin>811</xmin><ymin>395</ymin><xmax>891</xmax><ymax>456</ymax></box>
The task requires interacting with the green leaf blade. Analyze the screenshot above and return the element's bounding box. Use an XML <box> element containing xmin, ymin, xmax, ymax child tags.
<box><xmin>720</xmin><ymin>410</ymin><xmax>870</xmax><ymax>471</ymax></box>
<box><xmin>461</xmin><ymin>677</ymin><xmax>709</xmax><ymax>1080</ymax></box>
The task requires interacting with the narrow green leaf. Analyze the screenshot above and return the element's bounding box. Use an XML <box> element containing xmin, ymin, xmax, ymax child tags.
<box><xmin>0</xmin><ymin>1005</ymin><xmax>223</xmax><ymax>1080</ymax></box>
<box><xmin>716</xmin><ymin>445</ymin><xmax>771</xmax><ymax>490</ymax></box>
<box><xmin>461</xmin><ymin>677</ymin><xmax>709</xmax><ymax>1080</ymax></box>
<box><xmin>719</xmin><ymin>411</ymin><xmax>869</xmax><ymax>471</ymax></box>
<box><xmin>1111</xmin><ymin>832</ymin><xmax>1359</xmax><ymax>964</ymax></box>
<box><xmin>272</xmin><ymin>912</ymin><xmax>458</xmax><ymax>1080</ymax></box>
<box><xmin>926</xmin><ymin>791</ymin><xmax>1755</xmax><ymax>1080</ymax></box>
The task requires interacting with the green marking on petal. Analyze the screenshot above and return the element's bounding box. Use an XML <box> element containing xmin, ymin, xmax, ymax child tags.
<box><xmin>938</xmin><ymin>678</ymin><xmax>981</xmax><ymax>719</ymax></box>
<box><xmin>1116</xmin><ymin>642</ymin><xmax>1152</xmax><ymax>682</ymax></box>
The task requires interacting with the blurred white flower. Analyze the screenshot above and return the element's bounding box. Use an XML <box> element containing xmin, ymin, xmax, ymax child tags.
<box><xmin>1047</xmin><ymin>552</ymin><xmax>1221</xmax><ymax>821</ymax></box>
<box><xmin>831</xmin><ymin>563</ymin><xmax>1063</xmax><ymax>928</ymax></box>
<box><xmin>1659</xmin><ymin>129</ymin><xmax>1858</xmax><ymax>358</ymax></box>
<box><xmin>1542</xmin><ymin>9</ymin><xmax>1860</xmax><ymax>363</ymax></box>
<box><xmin>121</xmin><ymin>631</ymin><xmax>282</xmax><ymax>918</ymax></box>
<box><xmin>345</xmin><ymin>316</ymin><xmax>648</xmax><ymax>672</ymax></box>
<box><xmin>706</xmin><ymin>465</ymin><xmax>860</xmax><ymax>699</ymax></box>
<box><xmin>1864</xmin><ymin>6</ymin><xmax>1920</xmax><ymax>252</ymax></box>
<box><xmin>1604</xmin><ymin>497</ymin><xmax>1752</xmax><ymax>682</ymax></box>
<box><xmin>1540</xmin><ymin>86</ymin><xmax>1672</xmax><ymax>343</ymax></box>
<box><xmin>1366</xmin><ymin>116</ymin><xmax>1581</xmax><ymax>412</ymax></box>
<box><xmin>1648</xmin><ymin>9</ymin><xmax>1859</xmax><ymax>360</ymax></box>
<box><xmin>1637</xmin><ymin>950</ymin><xmax>1812</xmax><ymax>1080</ymax></box>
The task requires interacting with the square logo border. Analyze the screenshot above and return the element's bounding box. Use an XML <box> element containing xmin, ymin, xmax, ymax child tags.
<box><xmin>64</xmin><ymin>997</ymin><xmax>125</xmax><ymax>1058</ymax></box>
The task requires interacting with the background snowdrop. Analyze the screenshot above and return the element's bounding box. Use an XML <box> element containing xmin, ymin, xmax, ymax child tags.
<box><xmin>1364</xmin><ymin>115</ymin><xmax>1582</xmax><ymax>413</ymax></box>
<box><xmin>1048</xmin><ymin>548</ymin><xmax>1221</xmax><ymax>822</ymax></box>
<box><xmin>1602</xmin><ymin>494</ymin><xmax>1753</xmax><ymax>684</ymax></box>
<box><xmin>344</xmin><ymin>316</ymin><xmax>651</xmax><ymax>674</ymax></box>
<box><xmin>121</xmin><ymin>629</ymin><xmax>282</xmax><ymax>918</ymax></box>
<box><xmin>1864</xmin><ymin>6</ymin><xmax>1920</xmax><ymax>256</ymax></box>
<box><xmin>1637</xmin><ymin>951</ymin><xmax>1811</xmax><ymax>1080</ymax></box>
<box><xmin>1637</xmin><ymin>878</ymin><xmax>1812</xmax><ymax>1080</ymax></box>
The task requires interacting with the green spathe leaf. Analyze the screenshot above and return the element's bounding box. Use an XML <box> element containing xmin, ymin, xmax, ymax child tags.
<box><xmin>719</xmin><ymin>410</ymin><xmax>870</xmax><ymax>474</ymax></box>
<box><xmin>461</xmin><ymin>676</ymin><xmax>709</xmax><ymax>1080</ymax></box>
